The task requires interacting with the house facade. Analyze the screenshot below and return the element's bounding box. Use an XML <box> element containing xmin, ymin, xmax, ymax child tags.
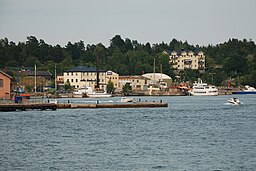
<box><xmin>105</xmin><ymin>70</ymin><xmax>119</xmax><ymax>89</ymax></box>
<box><xmin>0</xmin><ymin>70</ymin><xmax>12</xmax><ymax>99</ymax></box>
<box><xmin>18</xmin><ymin>70</ymin><xmax>52</xmax><ymax>92</ymax></box>
<box><xmin>118</xmin><ymin>76</ymin><xmax>150</xmax><ymax>91</ymax></box>
<box><xmin>165</xmin><ymin>50</ymin><xmax>205</xmax><ymax>71</ymax></box>
<box><xmin>63</xmin><ymin>66</ymin><xmax>108</xmax><ymax>90</ymax></box>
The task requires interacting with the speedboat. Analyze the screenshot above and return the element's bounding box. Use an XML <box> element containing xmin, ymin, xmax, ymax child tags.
<box><xmin>227</xmin><ymin>97</ymin><xmax>242</xmax><ymax>105</ymax></box>
<box><xmin>119</xmin><ymin>97</ymin><xmax>133</xmax><ymax>103</ymax></box>
<box><xmin>189</xmin><ymin>78</ymin><xmax>218</xmax><ymax>96</ymax></box>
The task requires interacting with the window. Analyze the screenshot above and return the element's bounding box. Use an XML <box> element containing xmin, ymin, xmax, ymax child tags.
<box><xmin>71</xmin><ymin>79</ymin><xmax>73</xmax><ymax>82</ymax></box>
<box><xmin>76</xmin><ymin>79</ymin><xmax>78</xmax><ymax>82</ymax></box>
<box><xmin>0</xmin><ymin>79</ymin><xmax>3</xmax><ymax>87</ymax></box>
<box><xmin>67</xmin><ymin>72</ymin><xmax>69</xmax><ymax>76</ymax></box>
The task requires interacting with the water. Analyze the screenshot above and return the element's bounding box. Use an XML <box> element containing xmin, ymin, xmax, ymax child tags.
<box><xmin>1</xmin><ymin>95</ymin><xmax>256</xmax><ymax>170</ymax></box>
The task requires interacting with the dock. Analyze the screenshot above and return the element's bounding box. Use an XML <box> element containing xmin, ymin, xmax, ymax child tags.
<box><xmin>0</xmin><ymin>103</ymin><xmax>57</xmax><ymax>111</ymax></box>
<box><xmin>0</xmin><ymin>102</ymin><xmax>168</xmax><ymax>111</ymax></box>
<box><xmin>57</xmin><ymin>102</ymin><xmax>168</xmax><ymax>109</ymax></box>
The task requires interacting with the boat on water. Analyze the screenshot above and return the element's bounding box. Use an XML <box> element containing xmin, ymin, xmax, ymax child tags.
<box><xmin>232</xmin><ymin>85</ymin><xmax>256</xmax><ymax>94</ymax></box>
<box><xmin>119</xmin><ymin>97</ymin><xmax>133</xmax><ymax>103</ymax></box>
<box><xmin>189</xmin><ymin>78</ymin><xmax>218</xmax><ymax>96</ymax></box>
<box><xmin>73</xmin><ymin>87</ymin><xmax>112</xmax><ymax>98</ymax></box>
<box><xmin>227</xmin><ymin>97</ymin><xmax>242</xmax><ymax>105</ymax></box>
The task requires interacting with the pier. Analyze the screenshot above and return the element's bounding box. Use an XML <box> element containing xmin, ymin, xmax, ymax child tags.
<box><xmin>0</xmin><ymin>102</ymin><xmax>168</xmax><ymax>111</ymax></box>
<box><xmin>0</xmin><ymin>103</ymin><xmax>57</xmax><ymax>111</ymax></box>
<box><xmin>57</xmin><ymin>102</ymin><xmax>168</xmax><ymax>109</ymax></box>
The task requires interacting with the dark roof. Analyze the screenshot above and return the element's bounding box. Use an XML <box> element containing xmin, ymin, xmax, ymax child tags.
<box><xmin>0</xmin><ymin>70</ymin><xmax>12</xmax><ymax>79</ymax></box>
<box><xmin>19</xmin><ymin>71</ymin><xmax>52</xmax><ymax>76</ymax></box>
<box><xmin>66</xmin><ymin>66</ymin><xmax>106</xmax><ymax>72</ymax></box>
<box><xmin>165</xmin><ymin>49</ymin><xmax>203</xmax><ymax>56</ymax></box>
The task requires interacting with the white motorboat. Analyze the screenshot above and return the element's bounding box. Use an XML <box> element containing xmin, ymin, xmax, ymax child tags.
<box><xmin>73</xmin><ymin>87</ymin><xmax>112</xmax><ymax>98</ymax></box>
<box><xmin>189</xmin><ymin>78</ymin><xmax>218</xmax><ymax>96</ymax></box>
<box><xmin>119</xmin><ymin>97</ymin><xmax>133</xmax><ymax>103</ymax></box>
<box><xmin>227</xmin><ymin>97</ymin><xmax>242</xmax><ymax>105</ymax></box>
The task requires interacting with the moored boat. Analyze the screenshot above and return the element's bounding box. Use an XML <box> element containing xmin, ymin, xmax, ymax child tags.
<box><xmin>189</xmin><ymin>78</ymin><xmax>218</xmax><ymax>96</ymax></box>
<box><xmin>232</xmin><ymin>85</ymin><xmax>256</xmax><ymax>94</ymax></box>
<box><xmin>119</xmin><ymin>97</ymin><xmax>133</xmax><ymax>103</ymax></box>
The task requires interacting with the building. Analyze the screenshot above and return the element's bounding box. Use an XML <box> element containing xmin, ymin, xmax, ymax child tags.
<box><xmin>118</xmin><ymin>75</ymin><xmax>150</xmax><ymax>91</ymax></box>
<box><xmin>18</xmin><ymin>70</ymin><xmax>52</xmax><ymax>92</ymax></box>
<box><xmin>165</xmin><ymin>50</ymin><xmax>205</xmax><ymax>72</ymax></box>
<box><xmin>63</xmin><ymin>66</ymin><xmax>108</xmax><ymax>90</ymax></box>
<box><xmin>105</xmin><ymin>70</ymin><xmax>119</xmax><ymax>89</ymax></box>
<box><xmin>142</xmin><ymin>73</ymin><xmax>172</xmax><ymax>87</ymax></box>
<box><xmin>0</xmin><ymin>70</ymin><xmax>12</xmax><ymax>99</ymax></box>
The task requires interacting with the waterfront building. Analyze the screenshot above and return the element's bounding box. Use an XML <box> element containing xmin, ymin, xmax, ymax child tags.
<box><xmin>118</xmin><ymin>75</ymin><xmax>150</xmax><ymax>91</ymax></box>
<box><xmin>63</xmin><ymin>66</ymin><xmax>119</xmax><ymax>91</ymax></box>
<box><xmin>0</xmin><ymin>70</ymin><xmax>12</xmax><ymax>99</ymax></box>
<box><xmin>142</xmin><ymin>73</ymin><xmax>172</xmax><ymax>87</ymax></box>
<box><xmin>164</xmin><ymin>50</ymin><xmax>205</xmax><ymax>72</ymax></box>
<box><xmin>105</xmin><ymin>70</ymin><xmax>119</xmax><ymax>89</ymax></box>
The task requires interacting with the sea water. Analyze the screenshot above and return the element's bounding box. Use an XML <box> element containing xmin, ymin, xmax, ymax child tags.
<box><xmin>0</xmin><ymin>95</ymin><xmax>256</xmax><ymax>170</ymax></box>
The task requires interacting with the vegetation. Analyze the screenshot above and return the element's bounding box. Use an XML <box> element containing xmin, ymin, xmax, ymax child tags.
<box><xmin>1</xmin><ymin>35</ymin><xmax>256</xmax><ymax>86</ymax></box>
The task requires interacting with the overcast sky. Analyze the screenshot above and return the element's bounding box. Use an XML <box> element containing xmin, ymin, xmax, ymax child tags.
<box><xmin>1</xmin><ymin>0</ymin><xmax>256</xmax><ymax>47</ymax></box>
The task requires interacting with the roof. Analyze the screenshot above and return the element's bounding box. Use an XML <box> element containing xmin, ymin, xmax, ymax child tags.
<box><xmin>119</xmin><ymin>75</ymin><xmax>150</xmax><ymax>80</ymax></box>
<box><xmin>164</xmin><ymin>50</ymin><xmax>203</xmax><ymax>56</ymax></box>
<box><xmin>142</xmin><ymin>73</ymin><xmax>172</xmax><ymax>80</ymax></box>
<box><xmin>66</xmin><ymin>66</ymin><xmax>106</xmax><ymax>72</ymax></box>
<box><xmin>19</xmin><ymin>71</ymin><xmax>52</xmax><ymax>76</ymax></box>
<box><xmin>0</xmin><ymin>70</ymin><xmax>12</xmax><ymax>79</ymax></box>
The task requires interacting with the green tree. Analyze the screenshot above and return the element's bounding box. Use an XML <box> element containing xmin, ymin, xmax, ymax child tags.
<box><xmin>122</xmin><ymin>83</ymin><xmax>132</xmax><ymax>95</ymax></box>
<box><xmin>106</xmin><ymin>80</ymin><xmax>115</xmax><ymax>94</ymax></box>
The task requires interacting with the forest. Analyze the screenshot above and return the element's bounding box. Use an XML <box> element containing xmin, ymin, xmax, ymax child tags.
<box><xmin>1</xmin><ymin>35</ymin><xmax>256</xmax><ymax>87</ymax></box>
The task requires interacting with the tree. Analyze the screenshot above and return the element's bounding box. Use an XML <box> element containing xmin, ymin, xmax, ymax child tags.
<box><xmin>122</xmin><ymin>83</ymin><xmax>132</xmax><ymax>95</ymax></box>
<box><xmin>106</xmin><ymin>80</ymin><xmax>115</xmax><ymax>94</ymax></box>
<box><xmin>64</xmin><ymin>80</ymin><xmax>71</xmax><ymax>90</ymax></box>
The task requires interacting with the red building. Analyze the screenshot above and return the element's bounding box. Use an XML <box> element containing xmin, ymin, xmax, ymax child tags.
<box><xmin>0</xmin><ymin>70</ymin><xmax>12</xmax><ymax>99</ymax></box>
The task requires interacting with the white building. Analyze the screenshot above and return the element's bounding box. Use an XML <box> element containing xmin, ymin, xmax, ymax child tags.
<box><xmin>63</xmin><ymin>66</ymin><xmax>108</xmax><ymax>90</ymax></box>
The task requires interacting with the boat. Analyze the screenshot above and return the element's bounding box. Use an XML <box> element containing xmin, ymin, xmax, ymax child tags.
<box><xmin>189</xmin><ymin>78</ymin><xmax>218</xmax><ymax>96</ymax></box>
<box><xmin>232</xmin><ymin>85</ymin><xmax>256</xmax><ymax>94</ymax></box>
<box><xmin>119</xmin><ymin>97</ymin><xmax>133</xmax><ymax>103</ymax></box>
<box><xmin>73</xmin><ymin>87</ymin><xmax>112</xmax><ymax>98</ymax></box>
<box><xmin>227</xmin><ymin>97</ymin><xmax>242</xmax><ymax>105</ymax></box>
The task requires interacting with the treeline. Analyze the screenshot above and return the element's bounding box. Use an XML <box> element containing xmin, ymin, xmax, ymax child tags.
<box><xmin>1</xmin><ymin>35</ymin><xmax>256</xmax><ymax>86</ymax></box>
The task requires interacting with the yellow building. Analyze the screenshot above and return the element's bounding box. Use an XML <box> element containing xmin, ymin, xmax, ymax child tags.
<box><xmin>105</xmin><ymin>70</ymin><xmax>119</xmax><ymax>89</ymax></box>
<box><xmin>165</xmin><ymin>50</ymin><xmax>205</xmax><ymax>71</ymax></box>
<box><xmin>118</xmin><ymin>76</ymin><xmax>150</xmax><ymax>91</ymax></box>
<box><xmin>63</xmin><ymin>66</ymin><xmax>107</xmax><ymax>90</ymax></box>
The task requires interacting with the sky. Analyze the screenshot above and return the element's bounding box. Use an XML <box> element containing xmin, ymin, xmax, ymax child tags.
<box><xmin>0</xmin><ymin>0</ymin><xmax>256</xmax><ymax>47</ymax></box>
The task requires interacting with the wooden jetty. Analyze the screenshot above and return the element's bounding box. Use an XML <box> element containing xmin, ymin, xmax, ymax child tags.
<box><xmin>0</xmin><ymin>103</ymin><xmax>57</xmax><ymax>112</ymax></box>
<box><xmin>57</xmin><ymin>102</ymin><xmax>168</xmax><ymax>109</ymax></box>
<box><xmin>0</xmin><ymin>102</ymin><xmax>167</xmax><ymax>111</ymax></box>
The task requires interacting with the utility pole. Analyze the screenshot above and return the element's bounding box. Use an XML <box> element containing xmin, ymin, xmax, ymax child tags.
<box><xmin>55</xmin><ymin>63</ymin><xmax>57</xmax><ymax>93</ymax></box>
<box><xmin>34</xmin><ymin>64</ymin><xmax>37</xmax><ymax>93</ymax></box>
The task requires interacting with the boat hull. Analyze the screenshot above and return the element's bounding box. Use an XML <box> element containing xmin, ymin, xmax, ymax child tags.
<box><xmin>232</xmin><ymin>92</ymin><xmax>256</xmax><ymax>94</ymax></box>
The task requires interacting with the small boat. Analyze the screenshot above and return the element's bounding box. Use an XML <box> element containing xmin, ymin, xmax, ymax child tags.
<box><xmin>49</xmin><ymin>99</ymin><xmax>58</xmax><ymax>104</ymax></box>
<box><xmin>119</xmin><ymin>97</ymin><xmax>133</xmax><ymax>103</ymax></box>
<box><xmin>227</xmin><ymin>97</ymin><xmax>242</xmax><ymax>105</ymax></box>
